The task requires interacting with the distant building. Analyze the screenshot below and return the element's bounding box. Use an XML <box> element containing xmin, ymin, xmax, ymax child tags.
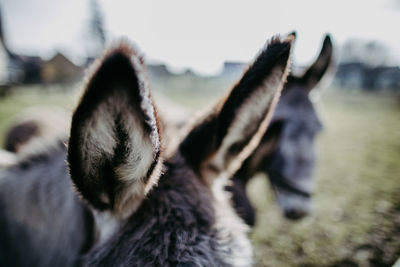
<box><xmin>41</xmin><ymin>53</ymin><xmax>83</xmax><ymax>84</ymax></box>
<box><xmin>371</xmin><ymin>66</ymin><xmax>400</xmax><ymax>90</ymax></box>
<box><xmin>220</xmin><ymin>61</ymin><xmax>247</xmax><ymax>79</ymax></box>
<box><xmin>0</xmin><ymin>7</ymin><xmax>10</xmax><ymax>85</ymax></box>
<box><xmin>146</xmin><ymin>63</ymin><xmax>172</xmax><ymax>79</ymax></box>
<box><xmin>8</xmin><ymin>53</ymin><xmax>43</xmax><ymax>84</ymax></box>
<box><xmin>0</xmin><ymin>8</ymin><xmax>43</xmax><ymax>85</ymax></box>
<box><xmin>334</xmin><ymin>63</ymin><xmax>365</xmax><ymax>89</ymax></box>
<box><xmin>181</xmin><ymin>68</ymin><xmax>196</xmax><ymax>76</ymax></box>
<box><xmin>0</xmin><ymin>31</ymin><xmax>8</xmax><ymax>85</ymax></box>
<box><xmin>333</xmin><ymin>63</ymin><xmax>400</xmax><ymax>91</ymax></box>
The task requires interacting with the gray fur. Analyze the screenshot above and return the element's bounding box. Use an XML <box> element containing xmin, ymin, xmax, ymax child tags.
<box><xmin>0</xmin><ymin>35</ymin><xmax>293</xmax><ymax>266</ymax></box>
<box><xmin>83</xmin><ymin>154</ymin><xmax>226</xmax><ymax>267</ymax></box>
<box><xmin>265</xmin><ymin>85</ymin><xmax>322</xmax><ymax>218</ymax></box>
<box><xmin>228</xmin><ymin>84</ymin><xmax>322</xmax><ymax>225</ymax></box>
<box><xmin>229</xmin><ymin>34</ymin><xmax>333</xmax><ymax>225</ymax></box>
<box><xmin>0</xmin><ymin>143</ymin><xmax>93</xmax><ymax>267</ymax></box>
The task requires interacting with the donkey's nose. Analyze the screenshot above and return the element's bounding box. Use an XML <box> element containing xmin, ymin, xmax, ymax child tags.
<box><xmin>284</xmin><ymin>208</ymin><xmax>309</xmax><ymax>220</ymax></box>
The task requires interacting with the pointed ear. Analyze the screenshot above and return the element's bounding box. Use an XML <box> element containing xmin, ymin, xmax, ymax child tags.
<box><xmin>179</xmin><ymin>34</ymin><xmax>294</xmax><ymax>183</ymax></box>
<box><xmin>68</xmin><ymin>44</ymin><xmax>162</xmax><ymax>219</ymax></box>
<box><xmin>301</xmin><ymin>34</ymin><xmax>333</xmax><ymax>90</ymax></box>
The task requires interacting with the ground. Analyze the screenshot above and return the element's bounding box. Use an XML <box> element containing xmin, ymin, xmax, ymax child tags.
<box><xmin>249</xmin><ymin>91</ymin><xmax>400</xmax><ymax>266</ymax></box>
<box><xmin>0</xmin><ymin>82</ymin><xmax>399</xmax><ymax>266</ymax></box>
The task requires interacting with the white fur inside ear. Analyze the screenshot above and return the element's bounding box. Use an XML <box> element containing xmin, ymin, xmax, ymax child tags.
<box><xmin>80</xmin><ymin>87</ymin><xmax>160</xmax><ymax>218</ymax></box>
<box><xmin>112</xmin><ymin>112</ymin><xmax>155</xmax><ymax>218</ymax></box>
<box><xmin>81</xmin><ymin>103</ymin><xmax>117</xmax><ymax>179</ymax></box>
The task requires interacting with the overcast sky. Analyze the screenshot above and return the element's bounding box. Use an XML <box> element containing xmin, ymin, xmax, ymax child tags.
<box><xmin>1</xmin><ymin>0</ymin><xmax>399</xmax><ymax>75</ymax></box>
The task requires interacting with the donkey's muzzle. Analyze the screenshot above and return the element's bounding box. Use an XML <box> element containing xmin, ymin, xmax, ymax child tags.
<box><xmin>276</xmin><ymin>191</ymin><xmax>311</xmax><ymax>221</ymax></box>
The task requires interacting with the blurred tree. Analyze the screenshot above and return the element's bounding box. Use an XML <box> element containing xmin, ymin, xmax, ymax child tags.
<box><xmin>0</xmin><ymin>6</ymin><xmax>3</xmax><ymax>42</ymax></box>
<box><xmin>337</xmin><ymin>39</ymin><xmax>400</xmax><ymax>91</ymax></box>
<box><xmin>86</xmin><ymin>0</ymin><xmax>106</xmax><ymax>58</ymax></box>
<box><xmin>364</xmin><ymin>41</ymin><xmax>390</xmax><ymax>67</ymax></box>
<box><xmin>0</xmin><ymin>5</ymin><xmax>10</xmax><ymax>87</ymax></box>
<box><xmin>340</xmin><ymin>39</ymin><xmax>363</xmax><ymax>63</ymax></box>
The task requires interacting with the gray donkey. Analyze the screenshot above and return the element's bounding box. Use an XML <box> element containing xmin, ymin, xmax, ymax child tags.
<box><xmin>227</xmin><ymin>34</ymin><xmax>333</xmax><ymax>226</ymax></box>
<box><xmin>0</xmin><ymin>34</ymin><xmax>293</xmax><ymax>267</ymax></box>
<box><xmin>2</xmin><ymin>35</ymin><xmax>333</xmax><ymax>227</ymax></box>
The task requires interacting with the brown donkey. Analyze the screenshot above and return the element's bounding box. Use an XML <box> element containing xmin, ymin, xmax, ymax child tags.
<box><xmin>0</xmin><ymin>34</ymin><xmax>293</xmax><ymax>267</ymax></box>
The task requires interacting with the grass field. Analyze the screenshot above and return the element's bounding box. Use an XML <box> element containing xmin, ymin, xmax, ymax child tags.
<box><xmin>0</xmin><ymin>83</ymin><xmax>399</xmax><ymax>266</ymax></box>
<box><xmin>250</xmin><ymin>91</ymin><xmax>400</xmax><ymax>266</ymax></box>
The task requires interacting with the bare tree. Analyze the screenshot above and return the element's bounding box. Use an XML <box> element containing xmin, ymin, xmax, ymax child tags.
<box><xmin>0</xmin><ymin>6</ymin><xmax>4</xmax><ymax>42</ymax></box>
<box><xmin>87</xmin><ymin>0</ymin><xmax>106</xmax><ymax>57</ymax></box>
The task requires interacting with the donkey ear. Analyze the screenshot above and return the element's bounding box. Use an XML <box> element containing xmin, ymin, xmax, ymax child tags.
<box><xmin>235</xmin><ymin>120</ymin><xmax>284</xmax><ymax>179</ymax></box>
<box><xmin>301</xmin><ymin>34</ymin><xmax>333</xmax><ymax>90</ymax></box>
<box><xmin>68</xmin><ymin>44</ymin><xmax>162</xmax><ymax>219</ymax></box>
<box><xmin>179</xmin><ymin>34</ymin><xmax>294</xmax><ymax>183</ymax></box>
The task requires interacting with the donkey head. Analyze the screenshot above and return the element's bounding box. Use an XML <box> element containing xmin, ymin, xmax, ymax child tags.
<box><xmin>232</xmin><ymin>34</ymin><xmax>333</xmax><ymax>224</ymax></box>
<box><xmin>67</xmin><ymin>35</ymin><xmax>293</xmax><ymax>265</ymax></box>
<box><xmin>257</xmin><ymin>34</ymin><xmax>333</xmax><ymax>220</ymax></box>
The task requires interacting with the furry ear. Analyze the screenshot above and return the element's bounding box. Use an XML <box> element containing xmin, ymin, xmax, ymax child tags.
<box><xmin>301</xmin><ymin>34</ymin><xmax>333</xmax><ymax>90</ymax></box>
<box><xmin>68</xmin><ymin>44</ymin><xmax>162</xmax><ymax>219</ymax></box>
<box><xmin>179</xmin><ymin>34</ymin><xmax>294</xmax><ymax>183</ymax></box>
<box><xmin>234</xmin><ymin>120</ymin><xmax>284</xmax><ymax>179</ymax></box>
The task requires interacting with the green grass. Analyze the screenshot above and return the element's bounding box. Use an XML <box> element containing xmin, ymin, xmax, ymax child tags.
<box><xmin>249</xmin><ymin>90</ymin><xmax>400</xmax><ymax>266</ymax></box>
<box><xmin>0</xmin><ymin>84</ymin><xmax>80</xmax><ymax>147</ymax></box>
<box><xmin>0</xmin><ymin>83</ymin><xmax>399</xmax><ymax>266</ymax></box>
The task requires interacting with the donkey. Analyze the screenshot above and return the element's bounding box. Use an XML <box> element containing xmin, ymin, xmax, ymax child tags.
<box><xmin>227</xmin><ymin>34</ymin><xmax>333</xmax><ymax>226</ymax></box>
<box><xmin>3</xmin><ymin>106</ymin><xmax>70</xmax><ymax>154</ymax></box>
<box><xmin>2</xmin><ymin>35</ymin><xmax>333</xmax><ymax>228</ymax></box>
<box><xmin>0</xmin><ymin>34</ymin><xmax>293</xmax><ymax>266</ymax></box>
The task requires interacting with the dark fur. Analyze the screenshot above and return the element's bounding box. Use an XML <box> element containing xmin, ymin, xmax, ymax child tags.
<box><xmin>0</xmin><ymin>35</ymin><xmax>293</xmax><ymax>266</ymax></box>
<box><xmin>75</xmin><ymin>37</ymin><xmax>292</xmax><ymax>266</ymax></box>
<box><xmin>82</xmin><ymin>154</ymin><xmax>225</xmax><ymax>266</ymax></box>
<box><xmin>228</xmin><ymin>34</ymin><xmax>333</xmax><ymax>225</ymax></box>
<box><xmin>4</xmin><ymin>121</ymin><xmax>39</xmax><ymax>152</ymax></box>
<box><xmin>216</xmin><ymin>40</ymin><xmax>291</xmax><ymax>146</ymax></box>
<box><xmin>180</xmin><ymin>37</ymin><xmax>291</xmax><ymax>173</ymax></box>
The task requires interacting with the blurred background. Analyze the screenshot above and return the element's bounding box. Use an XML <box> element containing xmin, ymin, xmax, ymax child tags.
<box><xmin>0</xmin><ymin>0</ymin><xmax>399</xmax><ymax>266</ymax></box>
